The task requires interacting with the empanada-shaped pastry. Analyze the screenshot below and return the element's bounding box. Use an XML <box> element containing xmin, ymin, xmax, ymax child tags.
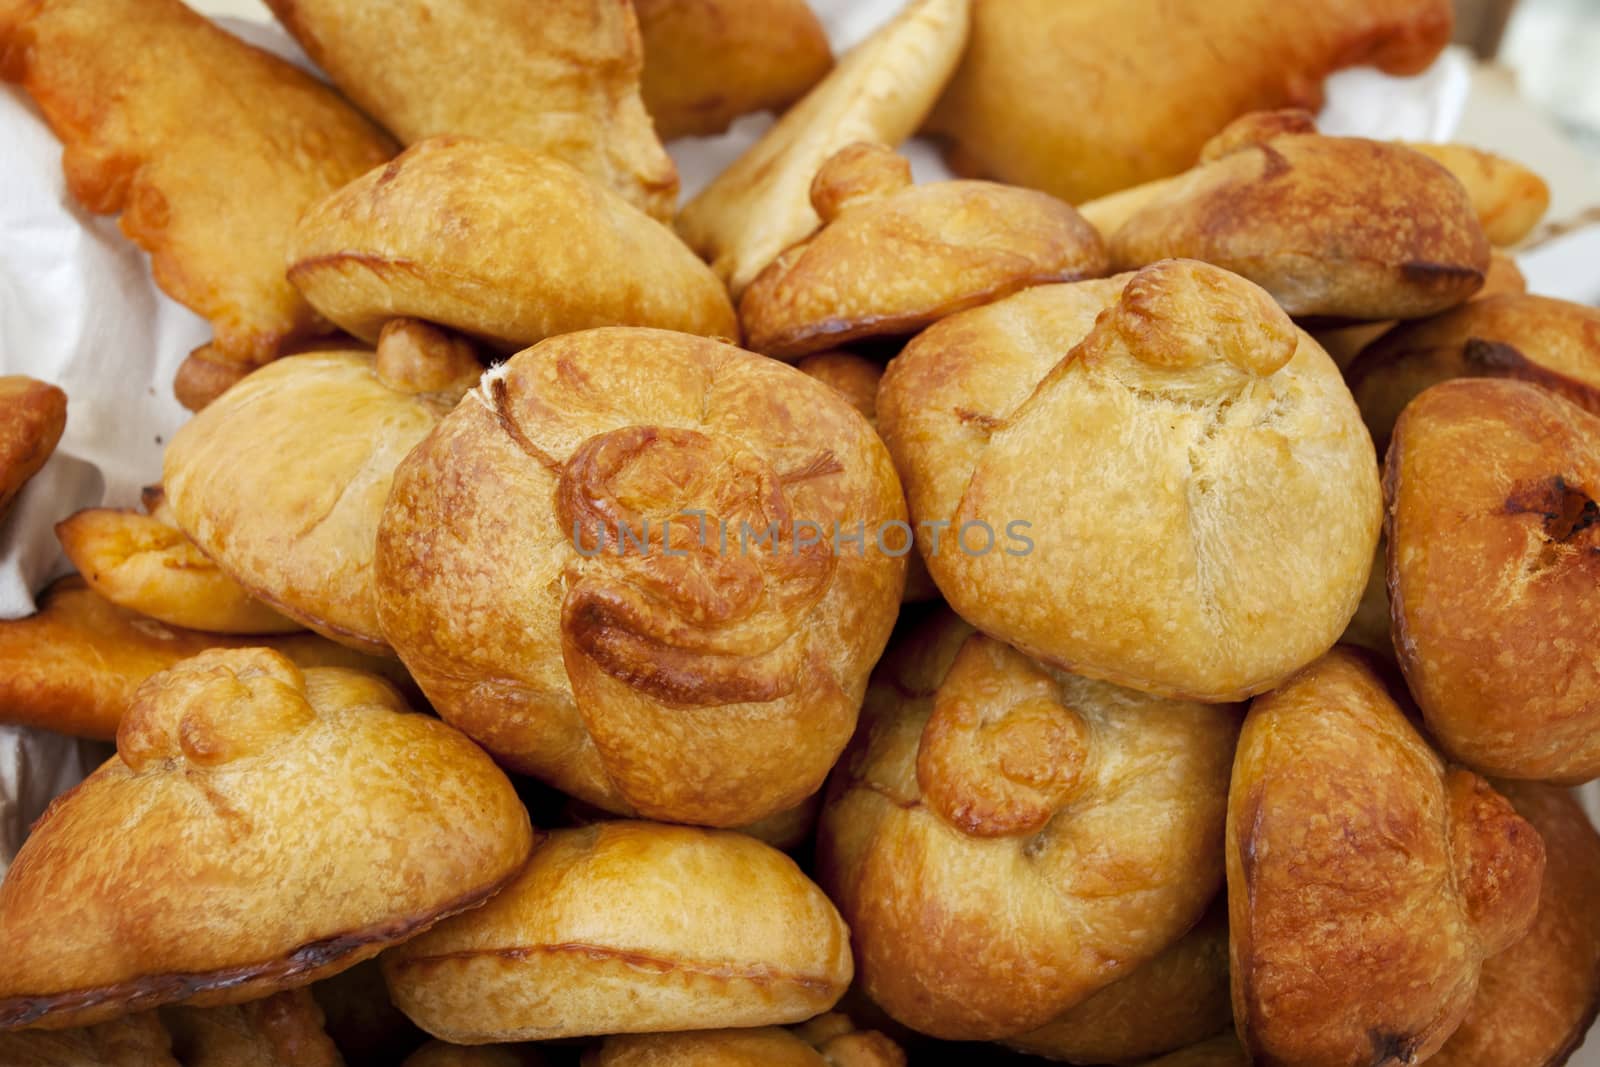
<box><xmin>0</xmin><ymin>578</ymin><xmax>410</xmax><ymax>740</ymax></box>
<box><xmin>375</xmin><ymin>327</ymin><xmax>906</xmax><ymax>827</ymax></box>
<box><xmin>1143</xmin><ymin>1037</ymin><xmax>1248</xmax><ymax>1067</ymax></box>
<box><xmin>162</xmin><ymin>989</ymin><xmax>343</xmax><ymax>1067</ymax></box>
<box><xmin>1228</xmin><ymin>650</ymin><xmax>1545</xmax><ymax>1067</ymax></box>
<box><xmin>636</xmin><ymin>0</ymin><xmax>832</xmax><ymax>140</ymax></box>
<box><xmin>1404</xmin><ymin>142</ymin><xmax>1551</xmax><ymax>247</ymax></box>
<box><xmin>383</xmin><ymin>822</ymin><xmax>851</xmax><ymax>1042</ymax></box>
<box><xmin>878</xmin><ymin>260</ymin><xmax>1381</xmax><ymax>702</ymax></box>
<box><xmin>0</xmin><ymin>0</ymin><xmax>394</xmax><ymax>370</ymax></box>
<box><xmin>1386</xmin><ymin>378</ymin><xmax>1600</xmax><ymax>782</ymax></box>
<box><xmin>263</xmin><ymin>0</ymin><xmax>675</xmax><ymax>219</ymax></box>
<box><xmin>676</xmin><ymin>0</ymin><xmax>970</xmax><ymax>294</ymax></box>
<box><xmin>56</xmin><ymin>488</ymin><xmax>299</xmax><ymax>635</ymax></box>
<box><xmin>0</xmin><ymin>1013</ymin><xmax>176</xmax><ymax>1066</ymax></box>
<box><xmin>164</xmin><ymin>326</ymin><xmax>481</xmax><ymax>653</ymax></box>
<box><xmin>0</xmin><ymin>648</ymin><xmax>533</xmax><ymax>1030</ymax></box>
<box><xmin>1349</xmin><ymin>294</ymin><xmax>1600</xmax><ymax>450</ymax></box>
<box><xmin>1430</xmin><ymin>781</ymin><xmax>1600</xmax><ymax>1067</ymax></box>
<box><xmin>924</xmin><ymin>0</ymin><xmax>1450</xmax><ymax>204</ymax></box>
<box><xmin>1005</xmin><ymin>904</ymin><xmax>1231</xmax><ymax>1064</ymax></box>
<box><xmin>404</xmin><ymin>1044</ymin><xmax>547</xmax><ymax>1067</ymax></box>
<box><xmin>289</xmin><ymin>137</ymin><xmax>734</xmax><ymax>351</ymax></box>
<box><xmin>816</xmin><ymin>612</ymin><xmax>1239</xmax><ymax>1040</ymax></box>
<box><xmin>740</xmin><ymin>143</ymin><xmax>1107</xmax><ymax>360</ymax></box>
<box><xmin>587</xmin><ymin>1016</ymin><xmax>904</xmax><ymax>1067</ymax></box>
<box><xmin>1103</xmin><ymin>116</ymin><xmax>1490</xmax><ymax>322</ymax></box>
<box><xmin>0</xmin><ymin>376</ymin><xmax>66</xmax><ymax>521</ymax></box>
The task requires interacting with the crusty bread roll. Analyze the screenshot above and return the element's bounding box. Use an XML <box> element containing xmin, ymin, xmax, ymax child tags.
<box><xmin>1404</xmin><ymin>142</ymin><xmax>1551</xmax><ymax>247</ymax></box>
<box><xmin>0</xmin><ymin>649</ymin><xmax>533</xmax><ymax>1029</ymax></box>
<box><xmin>289</xmin><ymin>137</ymin><xmax>733</xmax><ymax>352</ymax></box>
<box><xmin>164</xmin><ymin>328</ymin><xmax>481</xmax><ymax>654</ymax></box>
<box><xmin>0</xmin><ymin>1012</ymin><xmax>176</xmax><ymax>1066</ymax></box>
<box><xmin>375</xmin><ymin>327</ymin><xmax>906</xmax><ymax>827</ymax></box>
<box><xmin>0</xmin><ymin>376</ymin><xmax>66</xmax><ymax>522</ymax></box>
<box><xmin>585</xmin><ymin>1018</ymin><xmax>904</xmax><ymax>1067</ymax></box>
<box><xmin>740</xmin><ymin>143</ymin><xmax>1106</xmax><ymax>360</ymax></box>
<box><xmin>1228</xmin><ymin>649</ymin><xmax>1545</xmax><ymax>1067</ymax></box>
<box><xmin>383</xmin><ymin>822</ymin><xmax>852</xmax><ymax>1042</ymax></box>
<box><xmin>1386</xmin><ymin>378</ymin><xmax>1600</xmax><ymax>782</ymax></box>
<box><xmin>162</xmin><ymin>989</ymin><xmax>343</xmax><ymax>1067</ymax></box>
<box><xmin>878</xmin><ymin>260</ymin><xmax>1381</xmax><ymax>702</ymax></box>
<box><xmin>817</xmin><ymin>611</ymin><xmax>1238</xmax><ymax>1041</ymax></box>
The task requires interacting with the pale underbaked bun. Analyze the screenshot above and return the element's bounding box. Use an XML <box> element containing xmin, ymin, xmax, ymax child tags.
<box><xmin>0</xmin><ymin>1012</ymin><xmax>176</xmax><ymax>1066</ymax></box>
<box><xmin>740</xmin><ymin>142</ymin><xmax>1107</xmax><ymax>360</ymax></box>
<box><xmin>164</xmin><ymin>325</ymin><xmax>481</xmax><ymax>654</ymax></box>
<box><xmin>383</xmin><ymin>822</ymin><xmax>852</xmax><ymax>1043</ymax></box>
<box><xmin>1004</xmin><ymin>903</ymin><xmax>1231</xmax><ymax>1064</ymax></box>
<box><xmin>1228</xmin><ymin>649</ymin><xmax>1545</xmax><ymax>1067</ymax></box>
<box><xmin>1403</xmin><ymin>142</ymin><xmax>1551</xmax><ymax>247</ymax></box>
<box><xmin>1348</xmin><ymin>293</ymin><xmax>1600</xmax><ymax>450</ymax></box>
<box><xmin>636</xmin><ymin>0</ymin><xmax>832</xmax><ymax>140</ymax></box>
<box><xmin>375</xmin><ymin>327</ymin><xmax>907</xmax><ymax>827</ymax></box>
<box><xmin>1430</xmin><ymin>781</ymin><xmax>1600</xmax><ymax>1067</ymax></box>
<box><xmin>289</xmin><ymin>137</ymin><xmax>734</xmax><ymax>351</ymax></box>
<box><xmin>676</xmin><ymin>0</ymin><xmax>970</xmax><ymax>295</ymax></box>
<box><xmin>403</xmin><ymin>1043</ymin><xmax>547</xmax><ymax>1067</ymax></box>
<box><xmin>586</xmin><ymin>1014</ymin><xmax>905</xmax><ymax>1067</ymax></box>
<box><xmin>816</xmin><ymin>611</ymin><xmax>1239</xmax><ymax>1041</ymax></box>
<box><xmin>0</xmin><ymin>578</ymin><xmax>410</xmax><ymax>740</ymax></box>
<box><xmin>1386</xmin><ymin>379</ymin><xmax>1600</xmax><ymax>782</ymax></box>
<box><xmin>57</xmin><ymin>488</ymin><xmax>299</xmax><ymax>635</ymax></box>
<box><xmin>161</xmin><ymin>989</ymin><xmax>343</xmax><ymax>1067</ymax></box>
<box><xmin>0</xmin><ymin>649</ymin><xmax>534</xmax><ymax>1029</ymax></box>
<box><xmin>0</xmin><ymin>376</ymin><xmax>66</xmax><ymax>521</ymax></box>
<box><xmin>924</xmin><ymin>0</ymin><xmax>1450</xmax><ymax>204</ymax></box>
<box><xmin>877</xmin><ymin>260</ymin><xmax>1381</xmax><ymax>702</ymax></box>
<box><xmin>1142</xmin><ymin>1037</ymin><xmax>1247</xmax><ymax>1067</ymax></box>
<box><xmin>1103</xmin><ymin>114</ymin><xmax>1490</xmax><ymax>322</ymax></box>
<box><xmin>262</xmin><ymin>0</ymin><xmax>675</xmax><ymax>219</ymax></box>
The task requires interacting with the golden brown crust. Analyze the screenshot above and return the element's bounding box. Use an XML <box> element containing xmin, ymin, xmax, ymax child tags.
<box><xmin>0</xmin><ymin>649</ymin><xmax>534</xmax><ymax>1030</ymax></box>
<box><xmin>0</xmin><ymin>0</ymin><xmax>394</xmax><ymax>368</ymax></box>
<box><xmin>1227</xmin><ymin>649</ymin><xmax>1545</xmax><ymax>1067</ymax></box>
<box><xmin>740</xmin><ymin>143</ymin><xmax>1108</xmax><ymax>360</ymax></box>
<box><xmin>0</xmin><ymin>375</ymin><xmax>66</xmax><ymax>520</ymax></box>
<box><xmin>1386</xmin><ymin>378</ymin><xmax>1600</xmax><ymax>782</ymax></box>
<box><xmin>0</xmin><ymin>1012</ymin><xmax>177</xmax><ymax>1065</ymax></box>
<box><xmin>636</xmin><ymin>0</ymin><xmax>832</xmax><ymax>140</ymax></box>
<box><xmin>584</xmin><ymin>1016</ymin><xmax>905</xmax><ymax>1067</ymax></box>
<box><xmin>816</xmin><ymin>611</ymin><xmax>1239</xmax><ymax>1041</ymax></box>
<box><xmin>375</xmin><ymin>327</ymin><xmax>906</xmax><ymax>827</ymax></box>
<box><xmin>877</xmin><ymin>261</ymin><xmax>1381</xmax><ymax>701</ymax></box>
<box><xmin>173</xmin><ymin>345</ymin><xmax>255</xmax><ymax>412</ymax></box>
<box><xmin>926</xmin><ymin>0</ymin><xmax>1452</xmax><ymax>204</ymax></box>
<box><xmin>263</xmin><ymin>0</ymin><xmax>675</xmax><ymax>219</ymax></box>
<box><xmin>383</xmin><ymin>822</ymin><xmax>851</xmax><ymax>1043</ymax></box>
<box><xmin>289</xmin><ymin>137</ymin><xmax>734</xmax><ymax>351</ymax></box>
<box><xmin>162</xmin><ymin>988</ymin><xmax>343</xmax><ymax>1067</ymax></box>
<box><xmin>1404</xmin><ymin>142</ymin><xmax>1551</xmax><ymax>246</ymax></box>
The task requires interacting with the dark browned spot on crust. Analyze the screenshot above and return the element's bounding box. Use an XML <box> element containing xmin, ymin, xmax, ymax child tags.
<box><xmin>1505</xmin><ymin>476</ymin><xmax>1598</xmax><ymax>543</ymax></box>
<box><xmin>954</xmin><ymin>408</ymin><xmax>1002</xmax><ymax>432</ymax></box>
<box><xmin>285</xmin><ymin>251</ymin><xmax>423</xmax><ymax>285</ymax></box>
<box><xmin>1399</xmin><ymin>262</ymin><xmax>1484</xmax><ymax>288</ymax></box>
<box><xmin>490</xmin><ymin>376</ymin><xmax>560</xmax><ymax>472</ymax></box>
<box><xmin>1461</xmin><ymin>337</ymin><xmax>1527</xmax><ymax>371</ymax></box>
<box><xmin>1367</xmin><ymin>1028</ymin><xmax>1423</xmax><ymax>1065</ymax></box>
<box><xmin>1257</xmin><ymin>143</ymin><xmax>1292</xmax><ymax>182</ymax></box>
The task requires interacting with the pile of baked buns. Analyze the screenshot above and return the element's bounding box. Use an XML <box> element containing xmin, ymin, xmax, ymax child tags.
<box><xmin>1</xmin><ymin>0</ymin><xmax>1598</xmax><ymax>1064</ymax></box>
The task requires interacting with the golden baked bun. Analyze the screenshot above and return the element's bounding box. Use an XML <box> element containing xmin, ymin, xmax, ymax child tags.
<box><xmin>1004</xmin><ymin>903</ymin><xmax>1231</xmax><ymax>1064</ymax></box>
<box><xmin>290</xmin><ymin>137</ymin><xmax>734</xmax><ymax>351</ymax></box>
<box><xmin>1228</xmin><ymin>649</ymin><xmax>1545</xmax><ymax>1067</ymax></box>
<box><xmin>0</xmin><ymin>649</ymin><xmax>534</xmax><ymax>1029</ymax></box>
<box><xmin>740</xmin><ymin>143</ymin><xmax>1107</xmax><ymax>360</ymax></box>
<box><xmin>1103</xmin><ymin>115</ymin><xmax>1490</xmax><ymax>322</ymax></box>
<box><xmin>676</xmin><ymin>0</ymin><xmax>970</xmax><ymax>295</ymax></box>
<box><xmin>1386</xmin><ymin>379</ymin><xmax>1600</xmax><ymax>782</ymax></box>
<box><xmin>403</xmin><ymin>1043</ymin><xmax>548</xmax><ymax>1067</ymax></box>
<box><xmin>1431</xmin><ymin>781</ymin><xmax>1600</xmax><ymax>1067</ymax></box>
<box><xmin>636</xmin><ymin>0</ymin><xmax>832</xmax><ymax>140</ymax></box>
<box><xmin>0</xmin><ymin>0</ymin><xmax>393</xmax><ymax>372</ymax></box>
<box><xmin>164</xmin><ymin>326</ymin><xmax>481</xmax><ymax>653</ymax></box>
<box><xmin>925</xmin><ymin>0</ymin><xmax>1450</xmax><ymax>204</ymax></box>
<box><xmin>586</xmin><ymin>1016</ymin><xmax>905</xmax><ymax>1067</ymax></box>
<box><xmin>1349</xmin><ymin>293</ymin><xmax>1600</xmax><ymax>450</ymax></box>
<box><xmin>383</xmin><ymin>822</ymin><xmax>852</xmax><ymax>1042</ymax></box>
<box><xmin>0</xmin><ymin>1012</ymin><xmax>176</xmax><ymax>1066</ymax></box>
<box><xmin>375</xmin><ymin>327</ymin><xmax>907</xmax><ymax>827</ymax></box>
<box><xmin>0</xmin><ymin>376</ymin><xmax>66</xmax><ymax>521</ymax></box>
<box><xmin>0</xmin><ymin>578</ymin><xmax>410</xmax><ymax>740</ymax></box>
<box><xmin>817</xmin><ymin>611</ymin><xmax>1239</xmax><ymax>1041</ymax></box>
<box><xmin>1404</xmin><ymin>142</ymin><xmax>1551</xmax><ymax>246</ymax></box>
<box><xmin>262</xmin><ymin>0</ymin><xmax>675</xmax><ymax>219</ymax></box>
<box><xmin>162</xmin><ymin>989</ymin><xmax>342</xmax><ymax>1067</ymax></box>
<box><xmin>1143</xmin><ymin>1037</ymin><xmax>1247</xmax><ymax>1067</ymax></box>
<box><xmin>878</xmin><ymin>260</ymin><xmax>1381</xmax><ymax>702</ymax></box>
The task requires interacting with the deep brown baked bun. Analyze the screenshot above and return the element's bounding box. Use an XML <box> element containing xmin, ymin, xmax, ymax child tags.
<box><xmin>164</xmin><ymin>327</ymin><xmax>481</xmax><ymax>654</ymax></box>
<box><xmin>289</xmin><ymin>137</ymin><xmax>733</xmax><ymax>351</ymax></box>
<box><xmin>403</xmin><ymin>1043</ymin><xmax>548</xmax><ymax>1067</ymax></box>
<box><xmin>740</xmin><ymin>143</ymin><xmax>1107</xmax><ymax>360</ymax></box>
<box><xmin>877</xmin><ymin>260</ymin><xmax>1381</xmax><ymax>702</ymax></box>
<box><xmin>161</xmin><ymin>989</ymin><xmax>343</xmax><ymax>1067</ymax></box>
<box><xmin>1386</xmin><ymin>378</ymin><xmax>1600</xmax><ymax>782</ymax></box>
<box><xmin>0</xmin><ymin>649</ymin><xmax>534</xmax><ymax>1029</ymax></box>
<box><xmin>383</xmin><ymin>822</ymin><xmax>852</xmax><ymax>1043</ymax></box>
<box><xmin>0</xmin><ymin>1012</ymin><xmax>176</xmax><ymax>1066</ymax></box>
<box><xmin>0</xmin><ymin>376</ymin><xmax>66</xmax><ymax>521</ymax></box>
<box><xmin>585</xmin><ymin>1016</ymin><xmax>905</xmax><ymax>1067</ymax></box>
<box><xmin>1228</xmin><ymin>649</ymin><xmax>1545</xmax><ymax>1067</ymax></box>
<box><xmin>817</xmin><ymin>611</ymin><xmax>1238</xmax><ymax>1041</ymax></box>
<box><xmin>374</xmin><ymin>327</ymin><xmax>907</xmax><ymax>827</ymax></box>
<box><xmin>1349</xmin><ymin>293</ymin><xmax>1600</xmax><ymax>450</ymax></box>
